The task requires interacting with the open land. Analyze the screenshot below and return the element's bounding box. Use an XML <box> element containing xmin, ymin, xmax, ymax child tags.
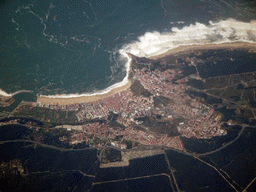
<box><xmin>2</xmin><ymin>42</ymin><xmax>256</xmax><ymax>192</ymax></box>
<box><xmin>5</xmin><ymin>41</ymin><xmax>256</xmax><ymax>152</ymax></box>
<box><xmin>1</xmin><ymin>42</ymin><xmax>256</xmax><ymax>153</ymax></box>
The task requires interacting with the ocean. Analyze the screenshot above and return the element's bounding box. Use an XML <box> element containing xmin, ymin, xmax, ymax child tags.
<box><xmin>0</xmin><ymin>0</ymin><xmax>256</xmax><ymax>98</ymax></box>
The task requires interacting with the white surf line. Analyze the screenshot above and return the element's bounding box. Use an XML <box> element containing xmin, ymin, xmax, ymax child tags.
<box><xmin>38</xmin><ymin>50</ymin><xmax>132</xmax><ymax>98</ymax></box>
<box><xmin>3</xmin><ymin>19</ymin><xmax>256</xmax><ymax>99</ymax></box>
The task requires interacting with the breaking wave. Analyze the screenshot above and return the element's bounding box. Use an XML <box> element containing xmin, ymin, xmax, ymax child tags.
<box><xmin>125</xmin><ymin>18</ymin><xmax>256</xmax><ymax>58</ymax></box>
<box><xmin>1</xmin><ymin>19</ymin><xmax>256</xmax><ymax>99</ymax></box>
<box><xmin>38</xmin><ymin>50</ymin><xmax>131</xmax><ymax>99</ymax></box>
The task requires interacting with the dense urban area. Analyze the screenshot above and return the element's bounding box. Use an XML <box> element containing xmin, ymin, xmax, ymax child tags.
<box><xmin>2</xmin><ymin>47</ymin><xmax>256</xmax><ymax>192</ymax></box>
<box><xmin>3</xmin><ymin>49</ymin><xmax>255</xmax><ymax>151</ymax></box>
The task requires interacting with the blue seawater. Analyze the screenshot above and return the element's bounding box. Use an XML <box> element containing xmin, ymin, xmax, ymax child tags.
<box><xmin>0</xmin><ymin>0</ymin><xmax>255</xmax><ymax>96</ymax></box>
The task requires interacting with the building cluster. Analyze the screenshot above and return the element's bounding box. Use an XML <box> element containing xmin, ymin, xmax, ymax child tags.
<box><xmin>77</xmin><ymin>122</ymin><xmax>184</xmax><ymax>150</ymax></box>
<box><xmin>31</xmin><ymin>60</ymin><xmax>227</xmax><ymax>149</ymax></box>
<box><xmin>75</xmin><ymin>88</ymin><xmax>154</xmax><ymax>122</ymax></box>
<box><xmin>135</xmin><ymin>67</ymin><xmax>223</xmax><ymax>139</ymax></box>
<box><xmin>117</xmin><ymin>127</ymin><xmax>184</xmax><ymax>150</ymax></box>
<box><xmin>82</xmin><ymin>122</ymin><xmax>108</xmax><ymax>138</ymax></box>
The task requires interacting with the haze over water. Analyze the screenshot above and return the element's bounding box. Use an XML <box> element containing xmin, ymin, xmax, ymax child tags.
<box><xmin>1</xmin><ymin>0</ymin><xmax>256</xmax><ymax>98</ymax></box>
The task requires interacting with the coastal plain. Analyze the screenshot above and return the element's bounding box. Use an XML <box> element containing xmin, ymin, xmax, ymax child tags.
<box><xmin>8</xmin><ymin>40</ymin><xmax>256</xmax><ymax>145</ymax></box>
<box><xmin>2</xmin><ymin>41</ymin><xmax>256</xmax><ymax>192</ymax></box>
<box><xmin>1</xmin><ymin>0</ymin><xmax>256</xmax><ymax>190</ymax></box>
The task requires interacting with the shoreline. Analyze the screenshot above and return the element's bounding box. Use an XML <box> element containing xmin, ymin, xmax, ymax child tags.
<box><xmin>1</xmin><ymin>41</ymin><xmax>256</xmax><ymax>105</ymax></box>
<box><xmin>36</xmin><ymin>41</ymin><xmax>256</xmax><ymax>105</ymax></box>
<box><xmin>0</xmin><ymin>90</ymin><xmax>33</xmax><ymax>97</ymax></box>
<box><xmin>37</xmin><ymin>80</ymin><xmax>132</xmax><ymax>105</ymax></box>
<box><xmin>148</xmin><ymin>41</ymin><xmax>256</xmax><ymax>60</ymax></box>
<box><xmin>0</xmin><ymin>90</ymin><xmax>33</xmax><ymax>106</ymax></box>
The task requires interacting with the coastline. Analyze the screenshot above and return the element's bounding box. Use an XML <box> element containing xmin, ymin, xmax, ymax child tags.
<box><xmin>37</xmin><ymin>80</ymin><xmax>132</xmax><ymax>105</ymax></box>
<box><xmin>0</xmin><ymin>90</ymin><xmax>12</xmax><ymax>97</ymax></box>
<box><xmin>0</xmin><ymin>90</ymin><xmax>33</xmax><ymax>97</ymax></box>
<box><xmin>36</xmin><ymin>41</ymin><xmax>256</xmax><ymax>105</ymax></box>
<box><xmin>2</xmin><ymin>41</ymin><xmax>256</xmax><ymax>105</ymax></box>
<box><xmin>148</xmin><ymin>41</ymin><xmax>256</xmax><ymax>60</ymax></box>
<box><xmin>0</xmin><ymin>90</ymin><xmax>33</xmax><ymax>106</ymax></box>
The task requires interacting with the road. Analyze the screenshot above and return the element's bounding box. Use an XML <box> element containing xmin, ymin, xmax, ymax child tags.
<box><xmin>0</xmin><ymin>123</ymin><xmax>253</xmax><ymax>159</ymax></box>
<box><xmin>0</xmin><ymin>139</ymin><xmax>96</xmax><ymax>152</ymax></box>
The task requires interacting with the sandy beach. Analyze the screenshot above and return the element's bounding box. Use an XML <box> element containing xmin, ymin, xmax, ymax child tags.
<box><xmin>37</xmin><ymin>80</ymin><xmax>132</xmax><ymax>105</ymax></box>
<box><xmin>0</xmin><ymin>41</ymin><xmax>251</xmax><ymax>105</ymax></box>
<box><xmin>149</xmin><ymin>42</ymin><xmax>256</xmax><ymax>60</ymax></box>
<box><xmin>37</xmin><ymin>41</ymin><xmax>256</xmax><ymax>105</ymax></box>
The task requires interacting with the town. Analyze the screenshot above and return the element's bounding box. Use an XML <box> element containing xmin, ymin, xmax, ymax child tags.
<box><xmin>9</xmin><ymin>52</ymin><xmax>228</xmax><ymax>151</ymax></box>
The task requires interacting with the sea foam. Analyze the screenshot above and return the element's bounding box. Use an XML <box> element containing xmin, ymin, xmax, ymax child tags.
<box><xmin>2</xmin><ymin>19</ymin><xmax>256</xmax><ymax>99</ymax></box>
<box><xmin>37</xmin><ymin>50</ymin><xmax>132</xmax><ymax>99</ymax></box>
<box><xmin>125</xmin><ymin>19</ymin><xmax>256</xmax><ymax>58</ymax></box>
<box><xmin>36</xmin><ymin>19</ymin><xmax>256</xmax><ymax>99</ymax></box>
